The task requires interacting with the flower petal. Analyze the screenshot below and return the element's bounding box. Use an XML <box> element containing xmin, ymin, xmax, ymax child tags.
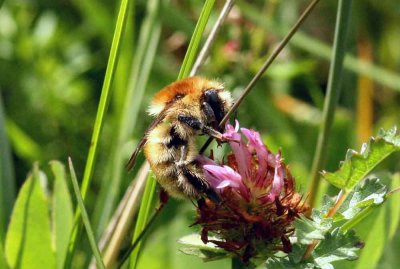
<box><xmin>241</xmin><ymin>128</ymin><xmax>271</xmax><ymax>181</ymax></box>
<box><xmin>223</xmin><ymin>123</ymin><xmax>252</xmax><ymax>179</ymax></box>
<box><xmin>203</xmin><ymin>164</ymin><xmax>248</xmax><ymax>196</ymax></box>
<box><xmin>267</xmin><ymin>152</ymin><xmax>284</xmax><ymax>201</ymax></box>
<box><xmin>196</xmin><ymin>155</ymin><xmax>217</xmax><ymax>166</ymax></box>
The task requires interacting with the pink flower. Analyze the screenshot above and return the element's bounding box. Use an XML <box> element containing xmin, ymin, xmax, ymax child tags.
<box><xmin>195</xmin><ymin>122</ymin><xmax>308</xmax><ymax>263</ymax></box>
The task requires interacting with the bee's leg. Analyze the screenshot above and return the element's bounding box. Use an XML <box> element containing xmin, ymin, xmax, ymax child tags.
<box><xmin>179</xmin><ymin>164</ymin><xmax>220</xmax><ymax>203</ymax></box>
<box><xmin>178</xmin><ymin>115</ymin><xmax>225</xmax><ymax>141</ymax></box>
<box><xmin>176</xmin><ymin>144</ymin><xmax>189</xmax><ymax>167</ymax></box>
<box><xmin>175</xmin><ymin>144</ymin><xmax>220</xmax><ymax>203</ymax></box>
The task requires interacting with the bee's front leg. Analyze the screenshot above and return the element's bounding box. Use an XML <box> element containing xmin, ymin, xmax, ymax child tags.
<box><xmin>177</xmin><ymin>114</ymin><xmax>226</xmax><ymax>142</ymax></box>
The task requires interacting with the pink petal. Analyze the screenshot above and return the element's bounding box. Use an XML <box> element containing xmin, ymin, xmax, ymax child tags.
<box><xmin>196</xmin><ymin>155</ymin><xmax>217</xmax><ymax>166</ymax></box>
<box><xmin>267</xmin><ymin>152</ymin><xmax>284</xmax><ymax>201</ymax></box>
<box><xmin>241</xmin><ymin>128</ymin><xmax>270</xmax><ymax>182</ymax></box>
<box><xmin>203</xmin><ymin>164</ymin><xmax>248</xmax><ymax>196</ymax></box>
<box><xmin>222</xmin><ymin>123</ymin><xmax>252</xmax><ymax>179</ymax></box>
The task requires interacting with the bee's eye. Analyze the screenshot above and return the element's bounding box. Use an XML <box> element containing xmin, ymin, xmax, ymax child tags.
<box><xmin>175</xmin><ymin>94</ymin><xmax>184</xmax><ymax>100</ymax></box>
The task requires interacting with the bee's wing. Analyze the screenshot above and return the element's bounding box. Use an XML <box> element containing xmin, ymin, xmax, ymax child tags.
<box><xmin>126</xmin><ymin>104</ymin><xmax>172</xmax><ymax>171</ymax></box>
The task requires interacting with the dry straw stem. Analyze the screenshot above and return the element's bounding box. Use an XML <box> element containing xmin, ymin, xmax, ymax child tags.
<box><xmin>89</xmin><ymin>162</ymin><xmax>149</xmax><ymax>268</ymax></box>
<box><xmin>190</xmin><ymin>0</ymin><xmax>235</xmax><ymax>76</ymax></box>
<box><xmin>200</xmin><ymin>0</ymin><xmax>321</xmax><ymax>154</ymax></box>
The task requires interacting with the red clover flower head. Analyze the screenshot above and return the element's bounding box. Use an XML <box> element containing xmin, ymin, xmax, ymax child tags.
<box><xmin>196</xmin><ymin>121</ymin><xmax>308</xmax><ymax>262</ymax></box>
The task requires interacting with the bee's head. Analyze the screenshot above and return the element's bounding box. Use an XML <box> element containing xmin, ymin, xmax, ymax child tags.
<box><xmin>148</xmin><ymin>77</ymin><xmax>232</xmax><ymax>118</ymax></box>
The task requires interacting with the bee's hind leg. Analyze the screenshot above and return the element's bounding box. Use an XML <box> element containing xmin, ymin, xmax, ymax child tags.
<box><xmin>176</xmin><ymin>145</ymin><xmax>220</xmax><ymax>203</ymax></box>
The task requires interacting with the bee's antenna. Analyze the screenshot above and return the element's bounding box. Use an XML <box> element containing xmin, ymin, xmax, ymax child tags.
<box><xmin>200</xmin><ymin>0</ymin><xmax>320</xmax><ymax>154</ymax></box>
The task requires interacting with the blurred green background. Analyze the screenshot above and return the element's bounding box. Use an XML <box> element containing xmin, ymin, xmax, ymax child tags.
<box><xmin>1</xmin><ymin>0</ymin><xmax>399</xmax><ymax>268</ymax></box>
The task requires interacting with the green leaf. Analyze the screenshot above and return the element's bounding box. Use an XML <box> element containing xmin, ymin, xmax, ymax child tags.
<box><xmin>5</xmin><ymin>165</ymin><xmax>56</xmax><ymax>269</ymax></box>
<box><xmin>334</xmin><ymin>178</ymin><xmax>387</xmax><ymax>221</ymax></box>
<box><xmin>388</xmin><ymin>173</ymin><xmax>400</xmax><ymax>239</ymax></box>
<box><xmin>312</xmin><ymin>228</ymin><xmax>362</xmax><ymax>268</ymax></box>
<box><xmin>68</xmin><ymin>159</ymin><xmax>105</xmax><ymax>269</ymax></box>
<box><xmin>353</xmin><ymin>206</ymin><xmax>385</xmax><ymax>269</ymax></box>
<box><xmin>50</xmin><ymin>161</ymin><xmax>73</xmax><ymax>269</ymax></box>
<box><xmin>178</xmin><ymin>234</ymin><xmax>230</xmax><ymax>262</ymax></box>
<box><xmin>323</xmin><ymin>126</ymin><xmax>400</xmax><ymax>191</ymax></box>
<box><xmin>0</xmin><ymin>241</ymin><xmax>9</xmax><ymax>269</ymax></box>
<box><xmin>311</xmin><ymin>196</ymin><xmax>335</xmax><ymax>224</ymax></box>
<box><xmin>265</xmin><ymin>257</ymin><xmax>315</xmax><ymax>269</ymax></box>
<box><xmin>294</xmin><ymin>216</ymin><xmax>331</xmax><ymax>245</ymax></box>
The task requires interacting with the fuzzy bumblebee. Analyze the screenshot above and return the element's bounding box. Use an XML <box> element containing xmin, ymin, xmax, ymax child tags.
<box><xmin>127</xmin><ymin>77</ymin><xmax>233</xmax><ymax>201</ymax></box>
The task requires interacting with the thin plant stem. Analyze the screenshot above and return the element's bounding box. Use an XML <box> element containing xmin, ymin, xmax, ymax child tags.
<box><xmin>240</xmin><ymin>2</ymin><xmax>400</xmax><ymax>92</ymax></box>
<box><xmin>307</xmin><ymin>0</ymin><xmax>353</xmax><ymax>208</ymax></box>
<box><xmin>117</xmin><ymin>199</ymin><xmax>165</xmax><ymax>269</ymax></box>
<box><xmin>129</xmin><ymin>172</ymin><xmax>157</xmax><ymax>269</ymax></box>
<box><xmin>190</xmin><ymin>0</ymin><xmax>235</xmax><ymax>76</ymax></box>
<box><xmin>99</xmin><ymin>162</ymin><xmax>149</xmax><ymax>268</ymax></box>
<box><xmin>68</xmin><ymin>158</ymin><xmax>106</xmax><ymax>269</ymax></box>
<box><xmin>200</xmin><ymin>0</ymin><xmax>321</xmax><ymax>154</ymax></box>
<box><xmin>65</xmin><ymin>0</ymin><xmax>132</xmax><ymax>265</ymax></box>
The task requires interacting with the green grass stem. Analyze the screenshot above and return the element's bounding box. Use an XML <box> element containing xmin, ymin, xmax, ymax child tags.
<box><xmin>65</xmin><ymin>0</ymin><xmax>132</xmax><ymax>265</ymax></box>
<box><xmin>68</xmin><ymin>158</ymin><xmax>106</xmax><ymax>269</ymax></box>
<box><xmin>307</xmin><ymin>0</ymin><xmax>353</xmax><ymax>208</ymax></box>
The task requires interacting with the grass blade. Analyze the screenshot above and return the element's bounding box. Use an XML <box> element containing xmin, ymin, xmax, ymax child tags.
<box><xmin>65</xmin><ymin>0</ymin><xmax>132</xmax><ymax>264</ymax></box>
<box><xmin>177</xmin><ymin>0</ymin><xmax>216</xmax><ymax>79</ymax></box>
<box><xmin>94</xmin><ymin>0</ymin><xmax>161</xmax><ymax>237</ymax></box>
<box><xmin>68</xmin><ymin>158</ymin><xmax>105</xmax><ymax>269</ymax></box>
<box><xmin>307</xmin><ymin>0</ymin><xmax>353</xmax><ymax>207</ymax></box>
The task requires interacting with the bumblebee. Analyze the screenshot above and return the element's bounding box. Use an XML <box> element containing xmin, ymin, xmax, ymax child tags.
<box><xmin>127</xmin><ymin>77</ymin><xmax>233</xmax><ymax>201</ymax></box>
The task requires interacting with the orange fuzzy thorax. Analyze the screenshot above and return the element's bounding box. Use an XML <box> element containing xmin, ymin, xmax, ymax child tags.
<box><xmin>148</xmin><ymin>76</ymin><xmax>224</xmax><ymax>116</ymax></box>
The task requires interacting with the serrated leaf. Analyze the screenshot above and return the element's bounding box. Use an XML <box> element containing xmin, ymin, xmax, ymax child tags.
<box><xmin>312</xmin><ymin>228</ymin><xmax>362</xmax><ymax>268</ymax></box>
<box><xmin>5</xmin><ymin>165</ymin><xmax>56</xmax><ymax>269</ymax></box>
<box><xmin>323</xmin><ymin>126</ymin><xmax>400</xmax><ymax>191</ymax></box>
<box><xmin>311</xmin><ymin>196</ymin><xmax>335</xmax><ymax>223</ymax></box>
<box><xmin>265</xmin><ymin>256</ymin><xmax>316</xmax><ymax>269</ymax></box>
<box><xmin>178</xmin><ymin>234</ymin><xmax>230</xmax><ymax>261</ymax></box>
<box><xmin>50</xmin><ymin>161</ymin><xmax>73</xmax><ymax>269</ymax></box>
<box><xmin>334</xmin><ymin>178</ymin><xmax>387</xmax><ymax>221</ymax></box>
<box><xmin>294</xmin><ymin>217</ymin><xmax>331</xmax><ymax>245</ymax></box>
